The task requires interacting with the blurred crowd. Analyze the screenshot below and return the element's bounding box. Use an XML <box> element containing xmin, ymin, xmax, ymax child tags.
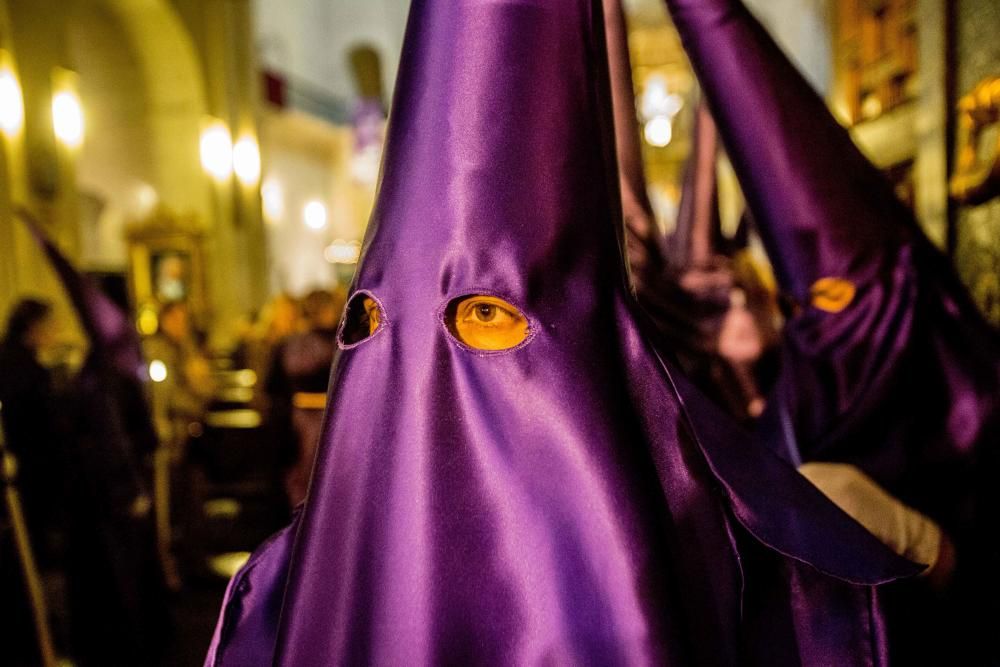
<box><xmin>0</xmin><ymin>284</ymin><xmax>349</xmax><ymax>666</ymax></box>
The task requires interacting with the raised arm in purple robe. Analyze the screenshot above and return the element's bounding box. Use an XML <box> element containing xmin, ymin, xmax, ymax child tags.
<box><xmin>206</xmin><ymin>1</ymin><xmax>922</xmax><ymax>664</ymax></box>
<box><xmin>19</xmin><ymin>212</ymin><xmax>169</xmax><ymax>663</ymax></box>
<box><xmin>660</xmin><ymin>0</ymin><xmax>1000</xmax><ymax>661</ymax></box>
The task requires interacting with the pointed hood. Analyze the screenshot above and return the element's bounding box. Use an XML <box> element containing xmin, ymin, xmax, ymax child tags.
<box><xmin>663</xmin><ymin>0</ymin><xmax>999</xmax><ymax>454</ymax></box>
<box><xmin>662</xmin><ymin>0</ymin><xmax>913</xmax><ymax>302</ymax></box>
<box><xmin>604</xmin><ymin>0</ymin><xmax>657</xmax><ymax>250</ymax></box>
<box><xmin>207</xmin><ymin>1</ymin><xmax>919</xmax><ymax>664</ymax></box>
<box><xmin>605</xmin><ymin>9</ymin><xmax>729</xmax><ymax>357</ymax></box>
<box><xmin>668</xmin><ymin>101</ymin><xmax>728</xmax><ymax>269</ymax></box>
<box><xmin>18</xmin><ymin>208</ymin><xmax>146</xmax><ymax>381</ymax></box>
<box><xmin>17</xmin><ymin>208</ymin><xmax>158</xmax><ymax>527</ymax></box>
<box><xmin>664</xmin><ymin>3</ymin><xmax>999</xmax><ymax>653</ymax></box>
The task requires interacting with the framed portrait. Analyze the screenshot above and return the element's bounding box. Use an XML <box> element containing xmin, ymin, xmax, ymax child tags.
<box><xmin>126</xmin><ymin>208</ymin><xmax>207</xmax><ymax>327</ymax></box>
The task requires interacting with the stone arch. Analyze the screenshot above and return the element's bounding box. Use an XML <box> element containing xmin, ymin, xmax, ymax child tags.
<box><xmin>67</xmin><ymin>0</ymin><xmax>210</xmax><ymax>268</ymax></box>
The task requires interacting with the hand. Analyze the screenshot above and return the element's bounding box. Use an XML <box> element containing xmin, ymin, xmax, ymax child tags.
<box><xmin>799</xmin><ymin>462</ymin><xmax>954</xmax><ymax>585</ymax></box>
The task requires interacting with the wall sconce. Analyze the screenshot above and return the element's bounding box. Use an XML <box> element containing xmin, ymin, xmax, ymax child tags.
<box><xmin>233</xmin><ymin>134</ymin><xmax>261</xmax><ymax>186</ymax></box>
<box><xmin>303</xmin><ymin>200</ymin><xmax>327</xmax><ymax>230</ymax></box>
<box><xmin>0</xmin><ymin>52</ymin><xmax>24</xmax><ymax>137</ymax></box>
<box><xmin>261</xmin><ymin>178</ymin><xmax>284</xmax><ymax>223</ymax></box>
<box><xmin>200</xmin><ymin>119</ymin><xmax>233</xmax><ymax>181</ymax></box>
<box><xmin>52</xmin><ymin>69</ymin><xmax>84</xmax><ymax>149</ymax></box>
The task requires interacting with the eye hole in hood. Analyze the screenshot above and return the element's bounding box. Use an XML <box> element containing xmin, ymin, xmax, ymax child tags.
<box><xmin>339</xmin><ymin>292</ymin><xmax>384</xmax><ymax>347</ymax></box>
<box><xmin>444</xmin><ymin>295</ymin><xmax>530</xmax><ymax>352</ymax></box>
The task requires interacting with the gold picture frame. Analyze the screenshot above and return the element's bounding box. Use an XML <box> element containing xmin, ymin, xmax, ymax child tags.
<box><xmin>951</xmin><ymin>77</ymin><xmax>1000</xmax><ymax>206</ymax></box>
<box><xmin>125</xmin><ymin>207</ymin><xmax>207</xmax><ymax>326</ymax></box>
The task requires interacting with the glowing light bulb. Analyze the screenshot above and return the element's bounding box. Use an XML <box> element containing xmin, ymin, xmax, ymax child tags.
<box><xmin>261</xmin><ymin>179</ymin><xmax>284</xmax><ymax>223</ymax></box>
<box><xmin>233</xmin><ymin>135</ymin><xmax>261</xmax><ymax>185</ymax></box>
<box><xmin>644</xmin><ymin>115</ymin><xmax>673</xmax><ymax>148</ymax></box>
<box><xmin>641</xmin><ymin>74</ymin><xmax>683</xmax><ymax>121</ymax></box>
<box><xmin>52</xmin><ymin>90</ymin><xmax>84</xmax><ymax>149</ymax></box>
<box><xmin>303</xmin><ymin>200</ymin><xmax>327</xmax><ymax>230</ymax></box>
<box><xmin>200</xmin><ymin>121</ymin><xmax>233</xmax><ymax>180</ymax></box>
<box><xmin>324</xmin><ymin>239</ymin><xmax>362</xmax><ymax>264</ymax></box>
<box><xmin>149</xmin><ymin>360</ymin><xmax>168</xmax><ymax>383</ymax></box>
<box><xmin>0</xmin><ymin>67</ymin><xmax>24</xmax><ymax>136</ymax></box>
<box><xmin>135</xmin><ymin>183</ymin><xmax>158</xmax><ymax>216</ymax></box>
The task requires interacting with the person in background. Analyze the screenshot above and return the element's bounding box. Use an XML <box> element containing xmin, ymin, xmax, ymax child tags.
<box><xmin>662</xmin><ymin>0</ymin><xmax>1000</xmax><ymax>660</ymax></box>
<box><xmin>144</xmin><ymin>301</ymin><xmax>214</xmax><ymax>454</ymax></box>
<box><xmin>0</xmin><ymin>298</ymin><xmax>69</xmax><ymax>664</ymax></box>
<box><xmin>236</xmin><ymin>293</ymin><xmax>302</xmax><ymax>411</ymax></box>
<box><xmin>606</xmin><ymin>0</ymin><xmax>781</xmax><ymax>427</ymax></box>
<box><xmin>16</xmin><ymin>215</ymin><xmax>172</xmax><ymax>666</ymax></box>
<box><xmin>265</xmin><ymin>288</ymin><xmax>344</xmax><ymax>507</ymax></box>
<box><xmin>0</xmin><ymin>299</ymin><xmax>66</xmax><ymax>564</ymax></box>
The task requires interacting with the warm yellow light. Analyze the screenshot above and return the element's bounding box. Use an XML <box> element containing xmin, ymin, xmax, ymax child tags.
<box><xmin>233</xmin><ymin>135</ymin><xmax>261</xmax><ymax>185</ymax></box>
<box><xmin>52</xmin><ymin>90</ymin><xmax>84</xmax><ymax>149</ymax></box>
<box><xmin>149</xmin><ymin>359</ymin><xmax>168</xmax><ymax>383</ymax></box>
<box><xmin>200</xmin><ymin>121</ymin><xmax>233</xmax><ymax>180</ymax></box>
<box><xmin>644</xmin><ymin>115</ymin><xmax>673</xmax><ymax>148</ymax></box>
<box><xmin>0</xmin><ymin>67</ymin><xmax>24</xmax><ymax>136</ymax></box>
<box><xmin>303</xmin><ymin>200</ymin><xmax>327</xmax><ymax>230</ymax></box>
<box><xmin>324</xmin><ymin>239</ymin><xmax>361</xmax><ymax>264</ymax></box>
<box><xmin>137</xmin><ymin>306</ymin><xmax>159</xmax><ymax>336</ymax></box>
<box><xmin>261</xmin><ymin>179</ymin><xmax>284</xmax><ymax>223</ymax></box>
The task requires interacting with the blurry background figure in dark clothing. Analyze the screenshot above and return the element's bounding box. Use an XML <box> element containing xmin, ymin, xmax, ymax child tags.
<box><xmin>63</xmin><ymin>361</ymin><xmax>171</xmax><ymax>666</ymax></box>
<box><xmin>237</xmin><ymin>293</ymin><xmax>302</xmax><ymax>411</ymax></box>
<box><xmin>0</xmin><ymin>299</ymin><xmax>65</xmax><ymax>564</ymax></box>
<box><xmin>622</xmin><ymin>99</ymin><xmax>781</xmax><ymax>424</ymax></box>
<box><xmin>265</xmin><ymin>288</ymin><xmax>344</xmax><ymax>507</ymax></box>
<box><xmin>145</xmin><ymin>301</ymin><xmax>215</xmax><ymax>458</ymax></box>
<box><xmin>16</xmin><ymin>216</ymin><xmax>172</xmax><ymax>666</ymax></box>
<box><xmin>0</xmin><ymin>299</ymin><xmax>67</xmax><ymax>666</ymax></box>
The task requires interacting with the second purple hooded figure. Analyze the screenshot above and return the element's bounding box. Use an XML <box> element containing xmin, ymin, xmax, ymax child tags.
<box><xmin>206</xmin><ymin>0</ymin><xmax>922</xmax><ymax>664</ymax></box>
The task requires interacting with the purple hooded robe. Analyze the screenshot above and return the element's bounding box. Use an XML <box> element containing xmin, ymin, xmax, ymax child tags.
<box><xmin>206</xmin><ymin>0</ymin><xmax>922</xmax><ymax>664</ymax></box>
<box><xmin>659</xmin><ymin>0</ymin><xmax>1000</xmax><ymax>661</ymax></box>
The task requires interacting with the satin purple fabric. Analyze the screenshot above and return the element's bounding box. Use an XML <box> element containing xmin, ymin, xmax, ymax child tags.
<box><xmin>667</xmin><ymin>103</ymin><xmax>726</xmax><ymax>272</ymax></box>
<box><xmin>661</xmin><ymin>0</ymin><xmax>1000</xmax><ymax>660</ymax></box>
<box><xmin>207</xmin><ymin>1</ymin><xmax>922</xmax><ymax>664</ymax></box>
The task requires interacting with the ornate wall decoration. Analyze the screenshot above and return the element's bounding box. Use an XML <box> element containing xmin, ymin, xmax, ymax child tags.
<box><xmin>125</xmin><ymin>207</ymin><xmax>207</xmax><ymax>331</ymax></box>
<box><xmin>951</xmin><ymin>77</ymin><xmax>1000</xmax><ymax>205</ymax></box>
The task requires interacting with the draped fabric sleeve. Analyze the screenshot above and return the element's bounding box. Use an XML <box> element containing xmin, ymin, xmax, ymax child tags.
<box><xmin>205</xmin><ymin>514</ymin><xmax>300</xmax><ymax>667</ymax></box>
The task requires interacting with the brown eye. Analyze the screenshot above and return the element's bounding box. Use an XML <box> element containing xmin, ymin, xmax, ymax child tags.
<box><xmin>445</xmin><ymin>295</ymin><xmax>529</xmax><ymax>351</ymax></box>
<box><xmin>340</xmin><ymin>292</ymin><xmax>384</xmax><ymax>346</ymax></box>
<box><xmin>475</xmin><ymin>303</ymin><xmax>497</xmax><ymax>322</ymax></box>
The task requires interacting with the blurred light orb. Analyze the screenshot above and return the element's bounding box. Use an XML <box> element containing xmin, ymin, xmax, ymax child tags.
<box><xmin>0</xmin><ymin>68</ymin><xmax>24</xmax><ymax>136</ymax></box>
<box><xmin>644</xmin><ymin>115</ymin><xmax>673</xmax><ymax>148</ymax></box>
<box><xmin>303</xmin><ymin>200</ymin><xmax>328</xmax><ymax>230</ymax></box>
<box><xmin>233</xmin><ymin>135</ymin><xmax>261</xmax><ymax>185</ymax></box>
<box><xmin>52</xmin><ymin>90</ymin><xmax>84</xmax><ymax>148</ymax></box>
<box><xmin>149</xmin><ymin>360</ymin><xmax>168</xmax><ymax>383</ymax></box>
<box><xmin>640</xmin><ymin>74</ymin><xmax>683</xmax><ymax>121</ymax></box>
<box><xmin>261</xmin><ymin>179</ymin><xmax>284</xmax><ymax>223</ymax></box>
<box><xmin>135</xmin><ymin>183</ymin><xmax>159</xmax><ymax>216</ymax></box>
<box><xmin>324</xmin><ymin>239</ymin><xmax>361</xmax><ymax>264</ymax></box>
<box><xmin>201</xmin><ymin>122</ymin><xmax>233</xmax><ymax>180</ymax></box>
<box><xmin>137</xmin><ymin>307</ymin><xmax>159</xmax><ymax>336</ymax></box>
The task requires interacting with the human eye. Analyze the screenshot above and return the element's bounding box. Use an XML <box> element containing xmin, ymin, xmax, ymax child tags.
<box><xmin>446</xmin><ymin>295</ymin><xmax>529</xmax><ymax>351</ymax></box>
<box><xmin>340</xmin><ymin>292</ymin><xmax>385</xmax><ymax>346</ymax></box>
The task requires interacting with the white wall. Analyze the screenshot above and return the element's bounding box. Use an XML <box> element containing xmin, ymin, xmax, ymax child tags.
<box><xmin>253</xmin><ymin>0</ymin><xmax>410</xmax><ymax>104</ymax></box>
<box><xmin>744</xmin><ymin>0</ymin><xmax>833</xmax><ymax>94</ymax></box>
